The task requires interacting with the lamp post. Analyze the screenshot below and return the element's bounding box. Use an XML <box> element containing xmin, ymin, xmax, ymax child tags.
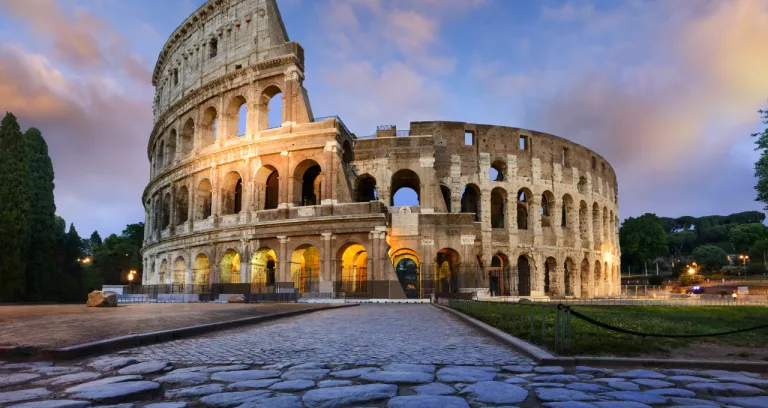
<box><xmin>739</xmin><ymin>255</ymin><xmax>749</xmax><ymax>278</ymax></box>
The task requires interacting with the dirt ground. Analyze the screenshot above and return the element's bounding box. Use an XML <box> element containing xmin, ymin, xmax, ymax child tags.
<box><xmin>0</xmin><ymin>303</ymin><xmax>326</xmax><ymax>349</ymax></box>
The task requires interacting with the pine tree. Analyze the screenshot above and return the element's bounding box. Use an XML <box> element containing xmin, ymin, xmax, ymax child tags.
<box><xmin>60</xmin><ymin>223</ymin><xmax>85</xmax><ymax>301</ymax></box>
<box><xmin>23</xmin><ymin>127</ymin><xmax>57</xmax><ymax>301</ymax></box>
<box><xmin>0</xmin><ymin>112</ymin><xmax>30</xmax><ymax>301</ymax></box>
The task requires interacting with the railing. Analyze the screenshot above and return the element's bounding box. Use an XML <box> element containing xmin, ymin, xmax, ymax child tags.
<box><xmin>314</xmin><ymin>115</ymin><xmax>353</xmax><ymax>137</ymax></box>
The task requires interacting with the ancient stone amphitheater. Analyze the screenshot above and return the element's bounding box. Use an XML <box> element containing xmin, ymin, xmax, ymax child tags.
<box><xmin>141</xmin><ymin>0</ymin><xmax>620</xmax><ymax>300</ymax></box>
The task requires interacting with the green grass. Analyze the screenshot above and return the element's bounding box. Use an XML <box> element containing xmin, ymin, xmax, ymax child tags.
<box><xmin>447</xmin><ymin>300</ymin><xmax>768</xmax><ymax>357</ymax></box>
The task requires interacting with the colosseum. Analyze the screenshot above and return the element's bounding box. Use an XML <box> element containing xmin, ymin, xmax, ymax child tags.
<box><xmin>141</xmin><ymin>0</ymin><xmax>621</xmax><ymax>301</ymax></box>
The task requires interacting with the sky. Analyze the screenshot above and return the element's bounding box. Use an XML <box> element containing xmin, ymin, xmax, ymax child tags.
<box><xmin>0</xmin><ymin>0</ymin><xmax>767</xmax><ymax>237</ymax></box>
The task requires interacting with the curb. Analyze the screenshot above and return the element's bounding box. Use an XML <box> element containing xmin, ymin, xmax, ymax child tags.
<box><xmin>1</xmin><ymin>303</ymin><xmax>358</xmax><ymax>361</ymax></box>
<box><xmin>433</xmin><ymin>303</ymin><xmax>768</xmax><ymax>373</ymax></box>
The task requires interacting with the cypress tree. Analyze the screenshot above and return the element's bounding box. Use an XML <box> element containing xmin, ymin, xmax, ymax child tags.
<box><xmin>23</xmin><ymin>127</ymin><xmax>57</xmax><ymax>301</ymax></box>
<box><xmin>0</xmin><ymin>112</ymin><xmax>29</xmax><ymax>301</ymax></box>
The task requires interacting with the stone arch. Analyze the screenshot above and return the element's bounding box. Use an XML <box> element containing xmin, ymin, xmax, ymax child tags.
<box><xmin>161</xmin><ymin>192</ymin><xmax>171</xmax><ymax>229</ymax></box>
<box><xmin>460</xmin><ymin>184</ymin><xmax>481</xmax><ymax>222</ymax></box>
<box><xmin>175</xmin><ymin>186</ymin><xmax>189</xmax><ymax>225</ymax></box>
<box><xmin>159</xmin><ymin>259</ymin><xmax>168</xmax><ymax>284</ymax></box>
<box><xmin>594</xmin><ymin>260</ymin><xmax>602</xmax><ymax>296</ymax></box>
<box><xmin>219</xmin><ymin>248</ymin><xmax>241</xmax><ymax>284</ymax></box>
<box><xmin>608</xmin><ymin>209</ymin><xmax>615</xmax><ymax>245</ymax></box>
<box><xmin>517</xmin><ymin>188</ymin><xmax>532</xmax><ymax>230</ymax></box>
<box><xmin>342</xmin><ymin>140</ymin><xmax>354</xmax><ymax>163</ymax></box>
<box><xmin>158</xmin><ymin>140</ymin><xmax>165</xmax><ymax>169</ymax></box>
<box><xmin>291</xmin><ymin>243</ymin><xmax>321</xmax><ymax>293</ymax></box>
<box><xmin>564</xmin><ymin>257</ymin><xmax>576</xmax><ymax>296</ymax></box>
<box><xmin>490</xmin><ymin>158</ymin><xmax>506</xmax><ymax>181</ymax></box>
<box><xmin>336</xmin><ymin>242</ymin><xmax>368</xmax><ymax>293</ymax></box>
<box><xmin>490</xmin><ymin>187</ymin><xmax>507</xmax><ymax>228</ymax></box>
<box><xmin>193</xmin><ymin>253</ymin><xmax>210</xmax><ymax>285</ymax></box>
<box><xmin>592</xmin><ymin>202</ymin><xmax>601</xmax><ymax>244</ymax></box>
<box><xmin>517</xmin><ymin>254</ymin><xmax>533</xmax><ymax>296</ymax></box>
<box><xmin>562</xmin><ymin>194</ymin><xmax>575</xmax><ymax>229</ymax></box>
<box><xmin>201</xmin><ymin>105</ymin><xmax>218</xmax><ymax>148</ymax></box>
<box><xmin>226</xmin><ymin>95</ymin><xmax>248</xmax><ymax>137</ymax></box>
<box><xmin>293</xmin><ymin>159</ymin><xmax>322</xmax><ymax>206</ymax></box>
<box><xmin>355</xmin><ymin>174</ymin><xmax>378</xmax><ymax>202</ymax></box>
<box><xmin>489</xmin><ymin>252</ymin><xmax>510</xmax><ymax>296</ymax></box>
<box><xmin>391</xmin><ymin>169</ymin><xmax>420</xmax><ymax>206</ymax></box>
<box><xmin>259</xmin><ymin>85</ymin><xmax>283</xmax><ymax>130</ymax></box>
<box><xmin>603</xmin><ymin>206</ymin><xmax>609</xmax><ymax>244</ymax></box>
<box><xmin>544</xmin><ymin>256</ymin><xmax>557</xmax><ymax>295</ymax></box>
<box><xmin>166</xmin><ymin>129</ymin><xmax>177</xmax><ymax>164</ymax></box>
<box><xmin>604</xmin><ymin>261</ymin><xmax>610</xmax><ymax>296</ymax></box>
<box><xmin>435</xmin><ymin>248</ymin><xmax>461</xmax><ymax>294</ymax></box>
<box><xmin>392</xmin><ymin>248</ymin><xmax>420</xmax><ymax>299</ymax></box>
<box><xmin>251</xmin><ymin>247</ymin><xmax>278</xmax><ymax>288</ymax></box>
<box><xmin>440</xmin><ymin>184</ymin><xmax>451</xmax><ymax>212</ymax></box>
<box><xmin>541</xmin><ymin>190</ymin><xmax>555</xmax><ymax>227</ymax></box>
<box><xmin>172</xmin><ymin>256</ymin><xmax>186</xmax><ymax>284</ymax></box>
<box><xmin>577</xmin><ymin>176</ymin><xmax>588</xmax><ymax>194</ymax></box>
<box><xmin>579</xmin><ymin>200</ymin><xmax>589</xmax><ymax>240</ymax></box>
<box><xmin>254</xmin><ymin>165</ymin><xmax>279</xmax><ymax>210</ymax></box>
<box><xmin>222</xmin><ymin>171</ymin><xmax>243</xmax><ymax>215</ymax></box>
<box><xmin>180</xmin><ymin>118</ymin><xmax>194</xmax><ymax>156</ymax></box>
<box><xmin>196</xmin><ymin>179</ymin><xmax>212</xmax><ymax>220</ymax></box>
<box><xmin>580</xmin><ymin>258</ymin><xmax>590</xmax><ymax>298</ymax></box>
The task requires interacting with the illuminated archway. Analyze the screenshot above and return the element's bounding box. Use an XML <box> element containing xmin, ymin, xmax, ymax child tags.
<box><xmin>392</xmin><ymin>248</ymin><xmax>420</xmax><ymax>299</ymax></box>
<box><xmin>172</xmin><ymin>256</ymin><xmax>186</xmax><ymax>284</ymax></box>
<box><xmin>336</xmin><ymin>243</ymin><xmax>368</xmax><ymax>293</ymax></box>
<box><xmin>219</xmin><ymin>249</ymin><xmax>241</xmax><ymax>284</ymax></box>
<box><xmin>193</xmin><ymin>253</ymin><xmax>211</xmax><ymax>285</ymax></box>
<box><xmin>291</xmin><ymin>244</ymin><xmax>320</xmax><ymax>293</ymax></box>
<box><xmin>251</xmin><ymin>247</ymin><xmax>277</xmax><ymax>289</ymax></box>
<box><xmin>435</xmin><ymin>248</ymin><xmax>460</xmax><ymax>294</ymax></box>
<box><xmin>159</xmin><ymin>259</ymin><xmax>168</xmax><ymax>284</ymax></box>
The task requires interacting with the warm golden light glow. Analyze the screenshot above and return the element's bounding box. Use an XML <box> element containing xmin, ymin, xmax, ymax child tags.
<box><xmin>687</xmin><ymin>267</ymin><xmax>695</xmax><ymax>275</ymax></box>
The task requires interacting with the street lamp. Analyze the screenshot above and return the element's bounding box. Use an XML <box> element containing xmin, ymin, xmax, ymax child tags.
<box><xmin>739</xmin><ymin>255</ymin><xmax>750</xmax><ymax>278</ymax></box>
<box><xmin>687</xmin><ymin>267</ymin><xmax>695</xmax><ymax>275</ymax></box>
<box><xmin>127</xmin><ymin>269</ymin><xmax>136</xmax><ymax>285</ymax></box>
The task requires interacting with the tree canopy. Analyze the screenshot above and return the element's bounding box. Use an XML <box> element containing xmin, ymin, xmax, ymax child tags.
<box><xmin>693</xmin><ymin>245</ymin><xmax>729</xmax><ymax>273</ymax></box>
<box><xmin>753</xmin><ymin>103</ymin><xmax>768</xmax><ymax>209</ymax></box>
<box><xmin>619</xmin><ymin>213</ymin><xmax>667</xmax><ymax>268</ymax></box>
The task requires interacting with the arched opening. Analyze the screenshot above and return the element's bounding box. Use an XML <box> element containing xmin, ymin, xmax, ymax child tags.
<box><xmin>180</xmin><ymin>118</ymin><xmax>194</xmax><ymax>156</ymax></box>
<box><xmin>355</xmin><ymin>175</ymin><xmax>377</xmax><ymax>202</ymax></box>
<box><xmin>158</xmin><ymin>140</ymin><xmax>165</xmax><ymax>170</ymax></box>
<box><xmin>251</xmin><ymin>248</ymin><xmax>278</xmax><ymax>290</ymax></box>
<box><xmin>342</xmin><ymin>141</ymin><xmax>353</xmax><ymax>163</ymax></box>
<box><xmin>159</xmin><ymin>259</ymin><xmax>168</xmax><ymax>284</ymax></box>
<box><xmin>609</xmin><ymin>210</ymin><xmax>615</xmax><ymax>244</ymax></box>
<box><xmin>564</xmin><ymin>257</ymin><xmax>576</xmax><ymax>296</ymax></box>
<box><xmin>580</xmin><ymin>258</ymin><xmax>590</xmax><ymax>298</ymax></box>
<box><xmin>544</xmin><ymin>256</ymin><xmax>557</xmax><ymax>295</ymax></box>
<box><xmin>336</xmin><ymin>243</ymin><xmax>368</xmax><ymax>293</ymax></box>
<box><xmin>594</xmin><ymin>260</ymin><xmax>602</xmax><ymax>296</ymax></box>
<box><xmin>440</xmin><ymin>185</ymin><xmax>451</xmax><ymax>212</ymax></box>
<box><xmin>166</xmin><ymin>130</ymin><xmax>177</xmax><ymax>164</ymax></box>
<box><xmin>604</xmin><ymin>261</ymin><xmax>610</xmax><ymax>296</ymax></box>
<box><xmin>391</xmin><ymin>169</ymin><xmax>420</xmax><ymax>206</ymax></box>
<box><xmin>562</xmin><ymin>194</ymin><xmax>574</xmax><ymax>229</ymax></box>
<box><xmin>196</xmin><ymin>179</ymin><xmax>212</xmax><ymax>220</ymax></box>
<box><xmin>490</xmin><ymin>159</ymin><xmax>506</xmax><ymax>181</ymax></box>
<box><xmin>291</xmin><ymin>244</ymin><xmax>320</xmax><ymax>293</ymax></box>
<box><xmin>577</xmin><ymin>176</ymin><xmax>587</xmax><ymax>195</ymax></box>
<box><xmin>175</xmin><ymin>186</ymin><xmax>189</xmax><ymax>225</ymax></box>
<box><xmin>579</xmin><ymin>200</ymin><xmax>589</xmax><ymax>240</ymax></box>
<box><xmin>460</xmin><ymin>184</ymin><xmax>481</xmax><ymax>222</ymax></box>
<box><xmin>293</xmin><ymin>160</ymin><xmax>322</xmax><ymax>206</ymax></box>
<box><xmin>226</xmin><ymin>95</ymin><xmax>247</xmax><ymax>138</ymax></box>
<box><xmin>517</xmin><ymin>189</ymin><xmax>531</xmax><ymax>230</ymax></box>
<box><xmin>592</xmin><ymin>202</ymin><xmax>601</xmax><ymax>243</ymax></box>
<box><xmin>488</xmin><ymin>253</ymin><xmax>510</xmax><ymax>296</ymax></box>
<box><xmin>219</xmin><ymin>249</ymin><xmax>241</xmax><ymax>284</ymax></box>
<box><xmin>517</xmin><ymin>255</ymin><xmax>532</xmax><ymax>296</ymax></box>
<box><xmin>173</xmin><ymin>257</ymin><xmax>186</xmax><ymax>284</ymax></box>
<box><xmin>541</xmin><ymin>191</ymin><xmax>554</xmax><ymax>228</ymax></box>
<box><xmin>255</xmin><ymin>165</ymin><xmax>279</xmax><ymax>210</ymax></box>
<box><xmin>603</xmin><ymin>207</ymin><xmax>609</xmax><ymax>244</ymax></box>
<box><xmin>435</xmin><ymin>248</ymin><xmax>460</xmax><ymax>295</ymax></box>
<box><xmin>193</xmin><ymin>253</ymin><xmax>210</xmax><ymax>285</ymax></box>
<box><xmin>393</xmin><ymin>249</ymin><xmax>420</xmax><ymax>299</ymax></box>
<box><xmin>161</xmin><ymin>193</ymin><xmax>171</xmax><ymax>229</ymax></box>
<box><xmin>222</xmin><ymin>171</ymin><xmax>243</xmax><ymax>215</ymax></box>
<box><xmin>150</xmin><ymin>145</ymin><xmax>157</xmax><ymax>176</ymax></box>
<box><xmin>491</xmin><ymin>187</ymin><xmax>507</xmax><ymax>228</ymax></box>
<box><xmin>259</xmin><ymin>85</ymin><xmax>283</xmax><ymax>130</ymax></box>
<box><xmin>201</xmin><ymin>106</ymin><xmax>218</xmax><ymax>148</ymax></box>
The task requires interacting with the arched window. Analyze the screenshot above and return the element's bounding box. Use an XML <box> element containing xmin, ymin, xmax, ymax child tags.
<box><xmin>161</xmin><ymin>193</ymin><xmax>171</xmax><ymax>229</ymax></box>
<box><xmin>577</xmin><ymin>176</ymin><xmax>587</xmax><ymax>195</ymax></box>
<box><xmin>541</xmin><ymin>191</ymin><xmax>554</xmax><ymax>228</ymax></box>
<box><xmin>592</xmin><ymin>202</ymin><xmax>601</xmax><ymax>243</ymax></box>
<box><xmin>355</xmin><ymin>175</ymin><xmax>377</xmax><ymax>202</ymax></box>
<box><xmin>180</xmin><ymin>118</ymin><xmax>194</xmax><ymax>156</ymax></box>
<box><xmin>490</xmin><ymin>159</ymin><xmax>506</xmax><ymax>181</ymax></box>
<box><xmin>517</xmin><ymin>255</ymin><xmax>531</xmax><ymax>296</ymax></box>
<box><xmin>259</xmin><ymin>86</ymin><xmax>283</xmax><ymax>130</ymax></box>
<box><xmin>579</xmin><ymin>200</ymin><xmax>589</xmax><ymax>240</ymax></box>
<box><xmin>226</xmin><ymin>95</ymin><xmax>247</xmax><ymax>138</ymax></box>
<box><xmin>166</xmin><ymin>130</ymin><xmax>177</xmax><ymax>164</ymax></box>
<box><xmin>201</xmin><ymin>106</ymin><xmax>217</xmax><ymax>148</ymax></box>
<box><xmin>209</xmin><ymin>38</ymin><xmax>218</xmax><ymax>59</ymax></box>
<box><xmin>293</xmin><ymin>160</ymin><xmax>322</xmax><ymax>206</ymax></box>
<box><xmin>440</xmin><ymin>185</ymin><xmax>451</xmax><ymax>212</ymax></box>
<box><xmin>342</xmin><ymin>141</ymin><xmax>353</xmax><ymax>163</ymax></box>
<box><xmin>255</xmin><ymin>165</ymin><xmax>279</xmax><ymax>210</ymax></box>
<box><xmin>391</xmin><ymin>169</ymin><xmax>420</xmax><ymax>206</ymax></box>
<box><xmin>222</xmin><ymin>172</ymin><xmax>243</xmax><ymax>215</ymax></box>
<box><xmin>219</xmin><ymin>249</ymin><xmax>241</xmax><ymax>284</ymax></box>
<box><xmin>196</xmin><ymin>179</ymin><xmax>212</xmax><ymax>220</ymax></box>
<box><xmin>517</xmin><ymin>189</ymin><xmax>530</xmax><ymax>230</ymax></box>
<box><xmin>158</xmin><ymin>140</ymin><xmax>165</xmax><ymax>169</ymax></box>
<box><xmin>490</xmin><ymin>187</ymin><xmax>506</xmax><ymax>228</ymax></box>
<box><xmin>175</xmin><ymin>186</ymin><xmax>189</xmax><ymax>225</ymax></box>
<box><xmin>265</xmin><ymin>170</ymin><xmax>279</xmax><ymax>210</ymax></box>
<box><xmin>460</xmin><ymin>184</ymin><xmax>481</xmax><ymax>222</ymax></box>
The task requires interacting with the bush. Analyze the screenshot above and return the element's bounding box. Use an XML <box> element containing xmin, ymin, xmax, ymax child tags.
<box><xmin>648</xmin><ymin>275</ymin><xmax>664</xmax><ymax>285</ymax></box>
<box><xmin>679</xmin><ymin>274</ymin><xmax>705</xmax><ymax>286</ymax></box>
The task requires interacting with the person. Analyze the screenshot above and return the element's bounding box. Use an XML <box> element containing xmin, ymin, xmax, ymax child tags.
<box><xmin>732</xmin><ymin>290</ymin><xmax>738</xmax><ymax>302</ymax></box>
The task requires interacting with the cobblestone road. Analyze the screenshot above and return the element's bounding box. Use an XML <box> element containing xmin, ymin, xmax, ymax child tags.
<box><xmin>126</xmin><ymin>304</ymin><xmax>530</xmax><ymax>366</ymax></box>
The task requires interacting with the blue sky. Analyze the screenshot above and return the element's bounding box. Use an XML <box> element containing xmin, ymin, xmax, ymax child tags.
<box><xmin>0</xmin><ymin>0</ymin><xmax>766</xmax><ymax>237</ymax></box>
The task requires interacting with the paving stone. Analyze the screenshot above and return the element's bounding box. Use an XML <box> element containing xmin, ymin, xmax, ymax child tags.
<box><xmin>92</xmin><ymin>404</ymin><xmax>134</xmax><ymax>408</ymax></box>
<box><xmin>412</xmin><ymin>382</ymin><xmax>455</xmax><ymax>395</ymax></box>
<box><xmin>302</xmin><ymin>383</ymin><xmax>398</xmax><ymax>408</ymax></box>
<box><xmin>594</xmin><ymin>378</ymin><xmax>626</xmax><ymax>383</ymax></box>
<box><xmin>630</xmin><ymin>378</ymin><xmax>674</xmax><ymax>388</ymax></box>
<box><xmin>28</xmin><ymin>366</ymin><xmax>83</xmax><ymax>376</ymax></box>
<box><xmin>576</xmin><ymin>374</ymin><xmax>595</xmax><ymax>380</ymax></box>
<box><xmin>666</xmin><ymin>375</ymin><xmax>717</xmax><ymax>385</ymax></box>
<box><xmin>279</xmin><ymin>369</ymin><xmax>330</xmax><ymax>381</ymax></box>
<box><xmin>117</xmin><ymin>362</ymin><xmax>169</xmax><ymax>375</ymax></box>
<box><xmin>65</xmin><ymin>376</ymin><xmax>144</xmax><ymax>393</ymax></box>
<box><xmin>317</xmin><ymin>380</ymin><xmax>352</xmax><ymax>388</ymax></box>
<box><xmin>211</xmin><ymin>370</ymin><xmax>281</xmax><ymax>382</ymax></box>
<box><xmin>534</xmin><ymin>375</ymin><xmax>580</xmax><ymax>383</ymax></box>
<box><xmin>202</xmin><ymin>365</ymin><xmax>250</xmax><ymax>373</ymax></box>
<box><xmin>387</xmin><ymin>395</ymin><xmax>470</xmax><ymax>408</ymax></box>
<box><xmin>88</xmin><ymin>358</ymin><xmax>138</xmax><ymax>372</ymax></box>
<box><xmin>543</xmin><ymin>402</ymin><xmax>599</xmax><ymax>408</ymax></box>
<box><xmin>70</xmin><ymin>381</ymin><xmax>160</xmax><ymax>403</ymax></box>
<box><xmin>615</xmin><ymin>369</ymin><xmax>666</xmax><ymax>379</ymax></box>
<box><xmin>504</xmin><ymin>377</ymin><xmax>528</xmax><ymax>384</ymax></box>
<box><xmin>663</xmin><ymin>369</ymin><xmax>700</xmax><ymax>376</ymax></box>
<box><xmin>3</xmin><ymin>363</ymin><xmax>52</xmax><ymax>370</ymax></box>
<box><xmin>7</xmin><ymin>400</ymin><xmax>91</xmax><ymax>408</ymax></box>
<box><xmin>685</xmin><ymin>382</ymin><xmax>764</xmax><ymax>396</ymax></box>
<box><xmin>646</xmin><ymin>387</ymin><xmax>696</xmax><ymax>397</ymax></box>
<box><xmin>606</xmin><ymin>381</ymin><xmax>641</xmax><ymax>391</ymax></box>
<box><xmin>0</xmin><ymin>373</ymin><xmax>42</xmax><ymax>388</ymax></box>
<box><xmin>49</xmin><ymin>372</ymin><xmax>102</xmax><ymax>385</ymax></box>
<box><xmin>529</xmin><ymin>382</ymin><xmax>566</xmax><ymax>388</ymax></box>
<box><xmin>669</xmin><ymin>397</ymin><xmax>719</xmax><ymax>406</ymax></box>
<box><xmin>565</xmin><ymin>382</ymin><xmax>613</xmax><ymax>393</ymax></box>
<box><xmin>169</xmin><ymin>366</ymin><xmax>208</xmax><ymax>373</ymax></box>
<box><xmin>237</xmin><ymin>396</ymin><xmax>302</xmax><ymax>408</ymax></box>
<box><xmin>269</xmin><ymin>380</ymin><xmax>315</xmax><ymax>392</ymax></box>
<box><xmin>360</xmin><ymin>370</ymin><xmax>433</xmax><ymax>384</ymax></box>
<box><xmin>461</xmin><ymin>381</ymin><xmax>528</xmax><ymax>404</ymax></box>
<box><xmin>381</xmin><ymin>363</ymin><xmax>435</xmax><ymax>373</ymax></box>
<box><xmin>0</xmin><ymin>387</ymin><xmax>53</xmax><ymax>404</ymax></box>
<box><xmin>706</xmin><ymin>374</ymin><xmax>768</xmax><ymax>386</ymax></box>
<box><xmin>328</xmin><ymin>367</ymin><xmax>379</xmax><ymax>379</ymax></box>
<box><xmin>288</xmin><ymin>363</ymin><xmax>326</xmax><ymax>370</ymax></box>
<box><xmin>164</xmin><ymin>383</ymin><xmax>225</xmax><ymax>398</ymax></box>
<box><xmin>535</xmin><ymin>387</ymin><xmax>598</xmax><ymax>402</ymax></box>
<box><xmin>154</xmin><ymin>371</ymin><xmax>209</xmax><ymax>386</ymax></box>
<box><xmin>199</xmin><ymin>390</ymin><xmax>272</xmax><ymax>407</ymax></box>
<box><xmin>145</xmin><ymin>403</ymin><xmax>188</xmax><ymax>408</ymax></box>
<box><xmin>717</xmin><ymin>396</ymin><xmax>768</xmax><ymax>408</ymax></box>
<box><xmin>227</xmin><ymin>379</ymin><xmax>281</xmax><ymax>390</ymax></box>
<box><xmin>436</xmin><ymin>367</ymin><xmax>497</xmax><ymax>383</ymax></box>
<box><xmin>575</xmin><ymin>366</ymin><xmax>611</xmax><ymax>374</ymax></box>
<box><xmin>593</xmin><ymin>402</ymin><xmax>651</xmax><ymax>408</ymax></box>
<box><xmin>502</xmin><ymin>364</ymin><xmax>533</xmax><ymax>373</ymax></box>
<box><xmin>600</xmin><ymin>391</ymin><xmax>669</xmax><ymax>405</ymax></box>
<box><xmin>535</xmin><ymin>366</ymin><xmax>566</xmax><ymax>374</ymax></box>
